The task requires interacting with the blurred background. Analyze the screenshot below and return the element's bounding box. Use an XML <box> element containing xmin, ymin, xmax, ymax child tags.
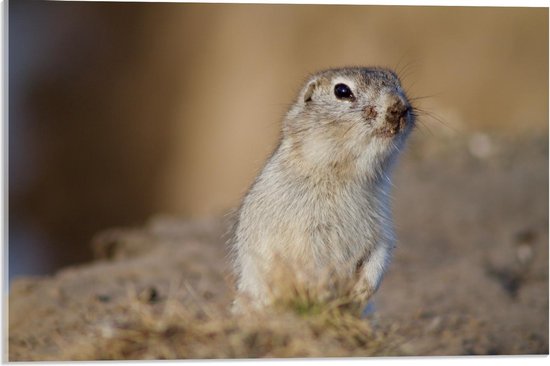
<box><xmin>8</xmin><ymin>1</ymin><xmax>548</xmax><ymax>280</ymax></box>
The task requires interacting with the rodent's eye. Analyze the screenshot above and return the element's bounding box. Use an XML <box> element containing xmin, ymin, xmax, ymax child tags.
<box><xmin>334</xmin><ymin>83</ymin><xmax>355</xmax><ymax>101</ymax></box>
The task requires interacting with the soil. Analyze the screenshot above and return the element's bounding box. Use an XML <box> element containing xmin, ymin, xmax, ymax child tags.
<box><xmin>8</xmin><ymin>132</ymin><xmax>549</xmax><ymax>360</ymax></box>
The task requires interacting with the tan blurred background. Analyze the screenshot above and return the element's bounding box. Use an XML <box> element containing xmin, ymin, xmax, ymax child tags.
<box><xmin>8</xmin><ymin>1</ymin><xmax>548</xmax><ymax>279</ymax></box>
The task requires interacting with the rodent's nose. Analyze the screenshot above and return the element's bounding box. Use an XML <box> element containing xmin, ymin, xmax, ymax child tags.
<box><xmin>387</xmin><ymin>95</ymin><xmax>410</xmax><ymax>120</ymax></box>
<box><xmin>385</xmin><ymin>93</ymin><xmax>411</xmax><ymax>133</ymax></box>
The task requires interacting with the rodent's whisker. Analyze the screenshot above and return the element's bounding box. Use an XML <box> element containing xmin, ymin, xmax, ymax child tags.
<box><xmin>415</xmin><ymin>119</ymin><xmax>435</xmax><ymax>137</ymax></box>
<box><xmin>409</xmin><ymin>95</ymin><xmax>436</xmax><ymax>102</ymax></box>
<box><xmin>412</xmin><ymin>106</ymin><xmax>455</xmax><ymax>133</ymax></box>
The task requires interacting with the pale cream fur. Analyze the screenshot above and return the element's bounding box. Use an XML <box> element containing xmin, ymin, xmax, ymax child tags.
<box><xmin>231</xmin><ymin>67</ymin><xmax>414</xmax><ymax>311</ymax></box>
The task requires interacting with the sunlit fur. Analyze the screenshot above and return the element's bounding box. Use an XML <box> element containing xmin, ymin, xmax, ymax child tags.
<box><xmin>231</xmin><ymin>67</ymin><xmax>415</xmax><ymax>311</ymax></box>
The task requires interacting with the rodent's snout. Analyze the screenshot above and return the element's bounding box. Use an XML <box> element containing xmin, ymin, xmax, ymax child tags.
<box><xmin>384</xmin><ymin>93</ymin><xmax>412</xmax><ymax>135</ymax></box>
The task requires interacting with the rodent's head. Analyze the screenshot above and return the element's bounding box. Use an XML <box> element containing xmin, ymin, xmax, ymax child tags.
<box><xmin>282</xmin><ymin>67</ymin><xmax>415</xmax><ymax>177</ymax></box>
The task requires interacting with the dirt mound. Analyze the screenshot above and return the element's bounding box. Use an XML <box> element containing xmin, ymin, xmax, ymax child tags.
<box><xmin>8</xmin><ymin>134</ymin><xmax>548</xmax><ymax>360</ymax></box>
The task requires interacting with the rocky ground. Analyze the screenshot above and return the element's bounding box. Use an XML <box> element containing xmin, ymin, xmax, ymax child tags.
<box><xmin>8</xmin><ymin>132</ymin><xmax>549</xmax><ymax>360</ymax></box>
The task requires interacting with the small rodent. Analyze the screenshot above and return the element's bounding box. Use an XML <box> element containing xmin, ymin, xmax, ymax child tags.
<box><xmin>231</xmin><ymin>67</ymin><xmax>415</xmax><ymax>311</ymax></box>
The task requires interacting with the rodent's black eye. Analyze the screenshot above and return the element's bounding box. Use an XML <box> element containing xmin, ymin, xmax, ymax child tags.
<box><xmin>334</xmin><ymin>83</ymin><xmax>354</xmax><ymax>100</ymax></box>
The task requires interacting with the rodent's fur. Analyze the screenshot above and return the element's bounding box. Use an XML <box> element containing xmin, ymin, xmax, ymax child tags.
<box><xmin>231</xmin><ymin>67</ymin><xmax>415</xmax><ymax>311</ymax></box>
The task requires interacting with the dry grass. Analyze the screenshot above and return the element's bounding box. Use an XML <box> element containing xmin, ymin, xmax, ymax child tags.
<box><xmin>55</xmin><ymin>267</ymin><xmax>405</xmax><ymax>360</ymax></box>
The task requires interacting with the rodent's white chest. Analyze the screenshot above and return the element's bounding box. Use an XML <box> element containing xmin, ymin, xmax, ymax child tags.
<box><xmin>241</xmin><ymin>158</ymin><xmax>389</xmax><ymax>269</ymax></box>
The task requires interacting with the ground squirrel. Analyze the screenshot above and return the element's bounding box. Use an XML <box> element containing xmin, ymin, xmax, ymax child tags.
<box><xmin>231</xmin><ymin>67</ymin><xmax>415</xmax><ymax>311</ymax></box>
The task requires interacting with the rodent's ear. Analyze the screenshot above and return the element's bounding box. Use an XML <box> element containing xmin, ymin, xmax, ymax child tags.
<box><xmin>303</xmin><ymin>80</ymin><xmax>317</xmax><ymax>103</ymax></box>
